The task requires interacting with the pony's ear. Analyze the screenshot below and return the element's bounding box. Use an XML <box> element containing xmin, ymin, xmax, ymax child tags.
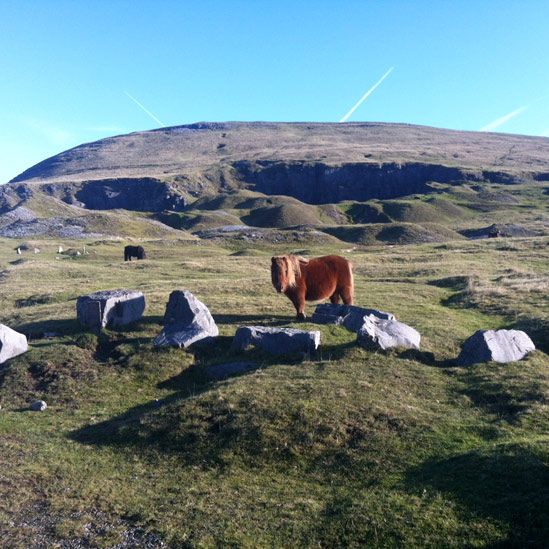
<box><xmin>271</xmin><ymin>257</ymin><xmax>276</xmax><ymax>263</ymax></box>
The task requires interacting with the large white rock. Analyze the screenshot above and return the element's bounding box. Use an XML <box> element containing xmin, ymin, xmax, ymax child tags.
<box><xmin>0</xmin><ymin>324</ymin><xmax>28</xmax><ymax>364</ymax></box>
<box><xmin>76</xmin><ymin>289</ymin><xmax>145</xmax><ymax>330</ymax></box>
<box><xmin>154</xmin><ymin>290</ymin><xmax>218</xmax><ymax>348</ymax></box>
<box><xmin>312</xmin><ymin>303</ymin><xmax>395</xmax><ymax>332</ymax></box>
<box><xmin>232</xmin><ymin>326</ymin><xmax>320</xmax><ymax>356</ymax></box>
<box><xmin>357</xmin><ymin>315</ymin><xmax>421</xmax><ymax>351</ymax></box>
<box><xmin>457</xmin><ymin>329</ymin><xmax>535</xmax><ymax>366</ymax></box>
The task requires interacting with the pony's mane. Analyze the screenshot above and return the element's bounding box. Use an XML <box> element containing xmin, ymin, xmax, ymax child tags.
<box><xmin>277</xmin><ymin>255</ymin><xmax>308</xmax><ymax>288</ymax></box>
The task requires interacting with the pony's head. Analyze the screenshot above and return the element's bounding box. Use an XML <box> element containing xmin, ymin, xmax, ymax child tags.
<box><xmin>271</xmin><ymin>255</ymin><xmax>307</xmax><ymax>293</ymax></box>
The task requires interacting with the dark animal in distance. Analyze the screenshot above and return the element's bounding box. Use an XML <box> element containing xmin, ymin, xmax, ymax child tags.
<box><xmin>124</xmin><ymin>245</ymin><xmax>146</xmax><ymax>261</ymax></box>
<box><xmin>271</xmin><ymin>254</ymin><xmax>354</xmax><ymax>320</ymax></box>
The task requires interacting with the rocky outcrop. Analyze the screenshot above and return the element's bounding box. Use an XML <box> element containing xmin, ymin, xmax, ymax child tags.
<box><xmin>356</xmin><ymin>316</ymin><xmax>421</xmax><ymax>351</ymax></box>
<box><xmin>0</xmin><ymin>324</ymin><xmax>28</xmax><ymax>364</ymax></box>
<box><xmin>232</xmin><ymin>326</ymin><xmax>320</xmax><ymax>356</ymax></box>
<box><xmin>76</xmin><ymin>289</ymin><xmax>145</xmax><ymax>330</ymax></box>
<box><xmin>0</xmin><ymin>184</ymin><xmax>32</xmax><ymax>213</ymax></box>
<box><xmin>154</xmin><ymin>290</ymin><xmax>218</xmax><ymax>348</ymax></box>
<box><xmin>312</xmin><ymin>303</ymin><xmax>395</xmax><ymax>332</ymax></box>
<box><xmin>457</xmin><ymin>329</ymin><xmax>535</xmax><ymax>365</ymax></box>
<box><xmin>74</xmin><ymin>179</ymin><xmax>187</xmax><ymax>211</ymax></box>
<box><xmin>233</xmin><ymin>160</ymin><xmax>492</xmax><ymax>204</ymax></box>
<box><xmin>30</xmin><ymin>400</ymin><xmax>48</xmax><ymax>412</ymax></box>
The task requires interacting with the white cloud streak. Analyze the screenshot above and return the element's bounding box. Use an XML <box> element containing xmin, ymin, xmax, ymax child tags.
<box><xmin>340</xmin><ymin>67</ymin><xmax>394</xmax><ymax>123</ymax></box>
<box><xmin>124</xmin><ymin>91</ymin><xmax>165</xmax><ymax>127</ymax></box>
<box><xmin>480</xmin><ymin>105</ymin><xmax>528</xmax><ymax>132</ymax></box>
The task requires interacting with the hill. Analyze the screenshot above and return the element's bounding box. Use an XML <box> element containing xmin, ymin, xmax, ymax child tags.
<box><xmin>1</xmin><ymin>122</ymin><xmax>548</xmax><ymax>243</ymax></box>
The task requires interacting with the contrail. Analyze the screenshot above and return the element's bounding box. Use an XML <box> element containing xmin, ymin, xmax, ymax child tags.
<box><xmin>480</xmin><ymin>105</ymin><xmax>528</xmax><ymax>132</ymax></box>
<box><xmin>124</xmin><ymin>91</ymin><xmax>165</xmax><ymax>127</ymax></box>
<box><xmin>340</xmin><ymin>67</ymin><xmax>394</xmax><ymax>123</ymax></box>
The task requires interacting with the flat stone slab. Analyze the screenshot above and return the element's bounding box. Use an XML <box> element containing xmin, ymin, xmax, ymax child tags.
<box><xmin>0</xmin><ymin>324</ymin><xmax>28</xmax><ymax>364</ymax></box>
<box><xmin>206</xmin><ymin>361</ymin><xmax>258</xmax><ymax>380</ymax></box>
<box><xmin>232</xmin><ymin>326</ymin><xmax>320</xmax><ymax>356</ymax></box>
<box><xmin>76</xmin><ymin>289</ymin><xmax>145</xmax><ymax>330</ymax></box>
<box><xmin>457</xmin><ymin>329</ymin><xmax>535</xmax><ymax>366</ymax></box>
<box><xmin>311</xmin><ymin>303</ymin><xmax>395</xmax><ymax>333</ymax></box>
<box><xmin>357</xmin><ymin>315</ymin><xmax>421</xmax><ymax>351</ymax></box>
<box><xmin>154</xmin><ymin>290</ymin><xmax>218</xmax><ymax>348</ymax></box>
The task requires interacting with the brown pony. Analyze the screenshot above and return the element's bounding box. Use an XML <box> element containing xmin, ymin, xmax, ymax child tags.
<box><xmin>271</xmin><ymin>255</ymin><xmax>354</xmax><ymax>320</ymax></box>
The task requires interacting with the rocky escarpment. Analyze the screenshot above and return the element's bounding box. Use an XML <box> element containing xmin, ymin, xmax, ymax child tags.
<box><xmin>40</xmin><ymin>178</ymin><xmax>187</xmax><ymax>211</ymax></box>
<box><xmin>233</xmin><ymin>160</ymin><xmax>494</xmax><ymax>204</ymax></box>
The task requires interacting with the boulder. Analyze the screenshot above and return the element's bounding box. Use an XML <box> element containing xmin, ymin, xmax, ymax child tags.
<box><xmin>30</xmin><ymin>400</ymin><xmax>47</xmax><ymax>412</ymax></box>
<box><xmin>357</xmin><ymin>315</ymin><xmax>421</xmax><ymax>351</ymax></box>
<box><xmin>457</xmin><ymin>329</ymin><xmax>535</xmax><ymax>366</ymax></box>
<box><xmin>232</xmin><ymin>326</ymin><xmax>320</xmax><ymax>356</ymax></box>
<box><xmin>76</xmin><ymin>289</ymin><xmax>145</xmax><ymax>330</ymax></box>
<box><xmin>154</xmin><ymin>290</ymin><xmax>218</xmax><ymax>348</ymax></box>
<box><xmin>0</xmin><ymin>324</ymin><xmax>28</xmax><ymax>364</ymax></box>
<box><xmin>311</xmin><ymin>303</ymin><xmax>395</xmax><ymax>332</ymax></box>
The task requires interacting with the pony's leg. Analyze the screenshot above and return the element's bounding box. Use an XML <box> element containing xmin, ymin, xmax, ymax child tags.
<box><xmin>330</xmin><ymin>291</ymin><xmax>340</xmax><ymax>304</ymax></box>
<box><xmin>289</xmin><ymin>291</ymin><xmax>307</xmax><ymax>320</ymax></box>
<box><xmin>340</xmin><ymin>286</ymin><xmax>353</xmax><ymax>305</ymax></box>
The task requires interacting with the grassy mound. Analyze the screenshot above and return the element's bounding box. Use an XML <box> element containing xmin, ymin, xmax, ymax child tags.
<box><xmin>323</xmin><ymin>223</ymin><xmax>463</xmax><ymax>245</ymax></box>
<box><xmin>157</xmin><ymin>210</ymin><xmax>243</xmax><ymax>231</ymax></box>
<box><xmin>189</xmin><ymin>189</ymin><xmax>265</xmax><ymax>211</ymax></box>
<box><xmin>242</xmin><ymin>202</ymin><xmax>322</xmax><ymax>228</ymax></box>
<box><xmin>382</xmin><ymin>198</ymin><xmax>467</xmax><ymax>223</ymax></box>
<box><xmin>345</xmin><ymin>202</ymin><xmax>391</xmax><ymax>223</ymax></box>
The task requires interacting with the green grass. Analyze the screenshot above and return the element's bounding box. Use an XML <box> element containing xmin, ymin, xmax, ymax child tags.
<box><xmin>0</xmin><ymin>236</ymin><xmax>547</xmax><ymax>546</ymax></box>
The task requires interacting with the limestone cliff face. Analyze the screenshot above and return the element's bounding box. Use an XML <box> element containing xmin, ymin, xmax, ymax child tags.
<box><xmin>232</xmin><ymin>160</ymin><xmax>488</xmax><ymax>204</ymax></box>
<box><xmin>35</xmin><ymin>178</ymin><xmax>187</xmax><ymax>212</ymax></box>
<box><xmin>73</xmin><ymin>179</ymin><xmax>187</xmax><ymax>211</ymax></box>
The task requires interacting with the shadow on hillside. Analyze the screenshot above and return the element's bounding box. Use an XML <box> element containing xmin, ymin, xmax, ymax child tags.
<box><xmin>456</xmin><ymin>369</ymin><xmax>546</xmax><ymax>425</ymax></box>
<box><xmin>213</xmin><ymin>313</ymin><xmax>291</xmax><ymax>326</ymax></box>
<box><xmin>69</xmin><ymin>338</ymin><xmax>364</xmax><ymax>470</ymax></box>
<box><xmin>405</xmin><ymin>445</ymin><xmax>549</xmax><ymax>546</ymax></box>
<box><xmin>397</xmin><ymin>349</ymin><xmax>457</xmax><ymax>368</ymax></box>
<box><xmin>15</xmin><ymin>318</ymin><xmax>80</xmax><ymax>340</ymax></box>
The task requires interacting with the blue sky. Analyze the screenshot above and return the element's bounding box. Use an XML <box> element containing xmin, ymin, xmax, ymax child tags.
<box><xmin>1</xmin><ymin>0</ymin><xmax>548</xmax><ymax>183</ymax></box>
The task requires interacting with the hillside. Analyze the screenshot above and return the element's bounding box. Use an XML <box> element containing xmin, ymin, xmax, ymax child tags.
<box><xmin>0</xmin><ymin>236</ymin><xmax>547</xmax><ymax>546</ymax></box>
<box><xmin>1</xmin><ymin>122</ymin><xmax>548</xmax><ymax>243</ymax></box>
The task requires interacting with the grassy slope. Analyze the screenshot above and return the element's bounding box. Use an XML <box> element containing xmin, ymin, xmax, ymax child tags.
<box><xmin>0</xmin><ymin>237</ymin><xmax>547</xmax><ymax>547</ymax></box>
<box><xmin>11</xmin><ymin>122</ymin><xmax>549</xmax><ymax>185</ymax></box>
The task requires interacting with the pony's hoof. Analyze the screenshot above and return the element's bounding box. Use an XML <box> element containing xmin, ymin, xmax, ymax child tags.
<box><xmin>296</xmin><ymin>313</ymin><xmax>306</xmax><ymax>321</ymax></box>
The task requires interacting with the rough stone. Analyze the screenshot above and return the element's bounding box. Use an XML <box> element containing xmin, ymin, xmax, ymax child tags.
<box><xmin>311</xmin><ymin>303</ymin><xmax>395</xmax><ymax>332</ymax></box>
<box><xmin>206</xmin><ymin>361</ymin><xmax>258</xmax><ymax>380</ymax></box>
<box><xmin>0</xmin><ymin>324</ymin><xmax>28</xmax><ymax>364</ymax></box>
<box><xmin>154</xmin><ymin>290</ymin><xmax>218</xmax><ymax>348</ymax></box>
<box><xmin>357</xmin><ymin>315</ymin><xmax>421</xmax><ymax>351</ymax></box>
<box><xmin>76</xmin><ymin>289</ymin><xmax>145</xmax><ymax>330</ymax></box>
<box><xmin>457</xmin><ymin>329</ymin><xmax>535</xmax><ymax>366</ymax></box>
<box><xmin>30</xmin><ymin>400</ymin><xmax>47</xmax><ymax>412</ymax></box>
<box><xmin>232</xmin><ymin>326</ymin><xmax>320</xmax><ymax>356</ymax></box>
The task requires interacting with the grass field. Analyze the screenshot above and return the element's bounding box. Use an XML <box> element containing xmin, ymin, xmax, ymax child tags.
<box><xmin>0</xmin><ymin>236</ymin><xmax>547</xmax><ymax>547</ymax></box>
